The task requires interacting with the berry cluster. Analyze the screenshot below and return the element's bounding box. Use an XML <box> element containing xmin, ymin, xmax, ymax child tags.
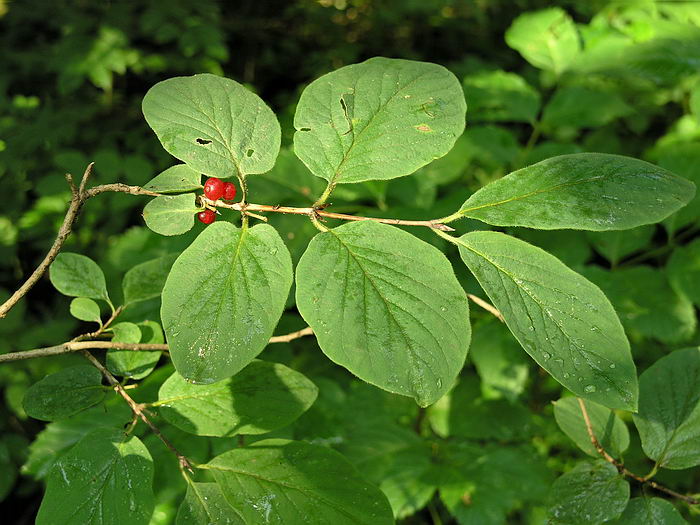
<box><xmin>197</xmin><ymin>177</ymin><xmax>237</xmax><ymax>224</ymax></box>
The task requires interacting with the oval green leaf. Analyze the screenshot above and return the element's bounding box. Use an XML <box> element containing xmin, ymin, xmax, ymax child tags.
<box><xmin>23</xmin><ymin>365</ymin><xmax>105</xmax><ymax>421</ymax></box>
<box><xmin>49</xmin><ymin>253</ymin><xmax>110</xmax><ymax>303</ymax></box>
<box><xmin>548</xmin><ymin>460</ymin><xmax>629</xmax><ymax>525</ymax></box>
<box><xmin>142</xmin><ymin>194</ymin><xmax>199</xmax><ymax>236</ymax></box>
<box><xmin>294</xmin><ymin>57</ymin><xmax>466</xmax><ymax>184</ymax></box>
<box><xmin>458</xmin><ymin>153</ymin><xmax>696</xmax><ymax>230</ymax></box>
<box><xmin>633</xmin><ymin>347</ymin><xmax>700</xmax><ymax>470</ymax></box>
<box><xmin>122</xmin><ymin>253</ymin><xmax>177</xmax><ymax>305</ymax></box>
<box><xmin>107</xmin><ymin>321</ymin><xmax>162</xmax><ymax>380</ymax></box>
<box><xmin>615</xmin><ymin>497</ymin><xmax>687</xmax><ymax>525</ymax></box>
<box><xmin>456</xmin><ymin>231</ymin><xmax>638</xmax><ymax>411</ymax></box>
<box><xmin>205</xmin><ymin>438</ymin><xmax>394</xmax><ymax>525</ymax></box>
<box><xmin>161</xmin><ymin>222</ymin><xmax>293</xmax><ymax>384</ymax></box>
<box><xmin>142</xmin><ymin>74</ymin><xmax>280</xmax><ymax>178</ymax></box>
<box><xmin>144</xmin><ymin>164</ymin><xmax>202</xmax><ymax>194</ymax></box>
<box><xmin>157</xmin><ymin>360</ymin><xmax>318</xmax><ymax>436</ymax></box>
<box><xmin>296</xmin><ymin>220</ymin><xmax>470</xmax><ymax>407</ymax></box>
<box><xmin>35</xmin><ymin>428</ymin><xmax>154</xmax><ymax>525</ymax></box>
<box><xmin>553</xmin><ymin>397</ymin><xmax>629</xmax><ymax>459</ymax></box>
<box><xmin>69</xmin><ymin>297</ymin><xmax>101</xmax><ymax>324</ymax></box>
<box><xmin>176</xmin><ymin>482</ymin><xmax>244</xmax><ymax>525</ymax></box>
<box><xmin>505</xmin><ymin>7</ymin><xmax>580</xmax><ymax>75</ymax></box>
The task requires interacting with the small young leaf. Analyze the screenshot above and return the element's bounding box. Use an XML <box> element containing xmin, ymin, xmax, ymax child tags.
<box><xmin>143</xmin><ymin>164</ymin><xmax>202</xmax><ymax>193</ymax></box>
<box><xmin>122</xmin><ymin>253</ymin><xmax>177</xmax><ymax>305</ymax></box>
<box><xmin>548</xmin><ymin>460</ymin><xmax>629</xmax><ymax>524</ymax></box>
<box><xmin>633</xmin><ymin>348</ymin><xmax>700</xmax><ymax>470</ymax></box>
<box><xmin>49</xmin><ymin>253</ymin><xmax>110</xmax><ymax>303</ymax></box>
<box><xmin>107</xmin><ymin>321</ymin><xmax>162</xmax><ymax>380</ymax></box>
<box><xmin>22</xmin><ymin>365</ymin><xmax>105</xmax><ymax>421</ymax></box>
<box><xmin>157</xmin><ymin>361</ymin><xmax>318</xmax><ymax>436</ymax></box>
<box><xmin>458</xmin><ymin>153</ymin><xmax>696</xmax><ymax>231</ymax></box>
<box><xmin>456</xmin><ymin>231</ymin><xmax>638</xmax><ymax>411</ymax></box>
<box><xmin>142</xmin><ymin>74</ymin><xmax>280</xmax><ymax>178</ymax></box>
<box><xmin>296</xmin><ymin>220</ymin><xmax>471</xmax><ymax>407</ymax></box>
<box><xmin>142</xmin><ymin>194</ymin><xmax>199</xmax><ymax>236</ymax></box>
<box><xmin>206</xmin><ymin>438</ymin><xmax>394</xmax><ymax>524</ymax></box>
<box><xmin>68</xmin><ymin>297</ymin><xmax>101</xmax><ymax>324</ymax></box>
<box><xmin>176</xmin><ymin>482</ymin><xmax>244</xmax><ymax>525</ymax></box>
<box><xmin>35</xmin><ymin>428</ymin><xmax>154</xmax><ymax>525</ymax></box>
<box><xmin>505</xmin><ymin>7</ymin><xmax>581</xmax><ymax>75</ymax></box>
<box><xmin>294</xmin><ymin>57</ymin><xmax>466</xmax><ymax>184</ymax></box>
<box><xmin>614</xmin><ymin>497</ymin><xmax>687</xmax><ymax>525</ymax></box>
<box><xmin>162</xmin><ymin>222</ymin><xmax>293</xmax><ymax>384</ymax></box>
<box><xmin>553</xmin><ymin>397</ymin><xmax>629</xmax><ymax>459</ymax></box>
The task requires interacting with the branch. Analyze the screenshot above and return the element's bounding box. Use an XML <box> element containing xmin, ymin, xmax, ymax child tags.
<box><xmin>81</xmin><ymin>349</ymin><xmax>193</xmax><ymax>472</ymax></box>
<box><xmin>467</xmin><ymin>294</ymin><xmax>504</xmax><ymax>322</ymax></box>
<box><xmin>0</xmin><ymin>165</ymin><xmax>159</xmax><ymax>319</ymax></box>
<box><xmin>203</xmin><ymin>198</ymin><xmax>456</xmax><ymax>232</ymax></box>
<box><xmin>577</xmin><ymin>398</ymin><xmax>698</xmax><ymax>505</ymax></box>
<box><xmin>0</xmin><ymin>327</ymin><xmax>315</xmax><ymax>363</ymax></box>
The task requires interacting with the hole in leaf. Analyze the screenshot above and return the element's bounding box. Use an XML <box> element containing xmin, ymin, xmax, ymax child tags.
<box><xmin>196</xmin><ymin>138</ymin><xmax>212</xmax><ymax>145</ymax></box>
<box><xmin>299</xmin><ymin>127</ymin><xmax>312</xmax><ymax>132</ymax></box>
<box><xmin>246</xmin><ymin>149</ymin><xmax>254</xmax><ymax>157</ymax></box>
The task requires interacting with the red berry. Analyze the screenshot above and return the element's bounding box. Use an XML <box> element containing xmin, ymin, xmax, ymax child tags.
<box><xmin>222</xmin><ymin>182</ymin><xmax>237</xmax><ymax>200</ymax></box>
<box><xmin>197</xmin><ymin>209</ymin><xmax>216</xmax><ymax>224</ymax></box>
<box><xmin>203</xmin><ymin>177</ymin><xmax>224</xmax><ymax>200</ymax></box>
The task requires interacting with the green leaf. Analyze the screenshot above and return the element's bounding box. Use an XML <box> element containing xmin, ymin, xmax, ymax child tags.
<box><xmin>614</xmin><ymin>497</ymin><xmax>687</xmax><ymax>525</ymax></box>
<box><xmin>296</xmin><ymin>221</ymin><xmax>471</xmax><ymax>406</ymax></box>
<box><xmin>293</xmin><ymin>57</ymin><xmax>466</xmax><ymax>184</ymax></box>
<box><xmin>0</xmin><ymin>442</ymin><xmax>14</xmax><ymax>502</ymax></box>
<box><xmin>22</xmin><ymin>365</ymin><xmax>105</xmax><ymax>421</ymax></box>
<box><xmin>584</xmin><ymin>266</ymin><xmax>696</xmax><ymax>344</ymax></box>
<box><xmin>667</xmin><ymin>238</ymin><xmax>700</xmax><ymax>307</ymax></box>
<box><xmin>205</xmin><ymin>438</ymin><xmax>394</xmax><ymax>524</ymax></box>
<box><xmin>69</xmin><ymin>297</ymin><xmax>101</xmax><ymax>324</ymax></box>
<box><xmin>142</xmin><ymin>194</ymin><xmax>199</xmax><ymax>236</ymax></box>
<box><xmin>162</xmin><ymin>222</ymin><xmax>292</xmax><ymax>384</ymax></box>
<box><xmin>462</xmin><ymin>70</ymin><xmax>540</xmax><ymax>123</ymax></box>
<box><xmin>456</xmin><ymin>231</ymin><xmax>638</xmax><ymax>411</ymax></box>
<box><xmin>541</xmin><ymin>86</ymin><xmax>632</xmax><ymax>129</ymax></box>
<box><xmin>142</xmin><ymin>74</ymin><xmax>280</xmax><ymax>178</ymax></box>
<box><xmin>106</xmin><ymin>321</ymin><xmax>162</xmax><ymax>380</ymax></box>
<box><xmin>21</xmin><ymin>403</ymin><xmax>132</xmax><ymax>480</ymax></box>
<box><xmin>633</xmin><ymin>348</ymin><xmax>700</xmax><ymax>470</ymax></box>
<box><xmin>553</xmin><ymin>397</ymin><xmax>629</xmax><ymax>459</ymax></box>
<box><xmin>548</xmin><ymin>460</ymin><xmax>629</xmax><ymax>524</ymax></box>
<box><xmin>122</xmin><ymin>253</ymin><xmax>177</xmax><ymax>305</ymax></box>
<box><xmin>49</xmin><ymin>253</ymin><xmax>110</xmax><ymax>304</ymax></box>
<box><xmin>505</xmin><ymin>7</ymin><xmax>581</xmax><ymax>75</ymax></box>
<box><xmin>157</xmin><ymin>360</ymin><xmax>318</xmax><ymax>436</ymax></box>
<box><xmin>176</xmin><ymin>482</ymin><xmax>244</xmax><ymax>525</ymax></box>
<box><xmin>438</xmin><ymin>441</ymin><xmax>551</xmax><ymax>525</ymax></box>
<box><xmin>36</xmin><ymin>428</ymin><xmax>154</xmax><ymax>525</ymax></box>
<box><xmin>143</xmin><ymin>164</ymin><xmax>202</xmax><ymax>193</ymax></box>
<box><xmin>458</xmin><ymin>153</ymin><xmax>696</xmax><ymax>230</ymax></box>
<box><xmin>587</xmin><ymin>226</ymin><xmax>655</xmax><ymax>266</ymax></box>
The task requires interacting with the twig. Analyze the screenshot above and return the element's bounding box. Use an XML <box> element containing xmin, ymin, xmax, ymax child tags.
<box><xmin>81</xmin><ymin>349</ymin><xmax>193</xmax><ymax>472</ymax></box>
<box><xmin>204</xmin><ymin>198</ymin><xmax>455</xmax><ymax>232</ymax></box>
<box><xmin>268</xmin><ymin>326</ymin><xmax>313</xmax><ymax>343</ymax></box>
<box><xmin>577</xmin><ymin>398</ymin><xmax>699</xmax><ymax>505</ymax></box>
<box><xmin>0</xmin><ymin>326</ymin><xmax>315</xmax><ymax>363</ymax></box>
<box><xmin>467</xmin><ymin>294</ymin><xmax>504</xmax><ymax>322</ymax></box>
<box><xmin>0</xmin><ymin>165</ymin><xmax>159</xmax><ymax>319</ymax></box>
